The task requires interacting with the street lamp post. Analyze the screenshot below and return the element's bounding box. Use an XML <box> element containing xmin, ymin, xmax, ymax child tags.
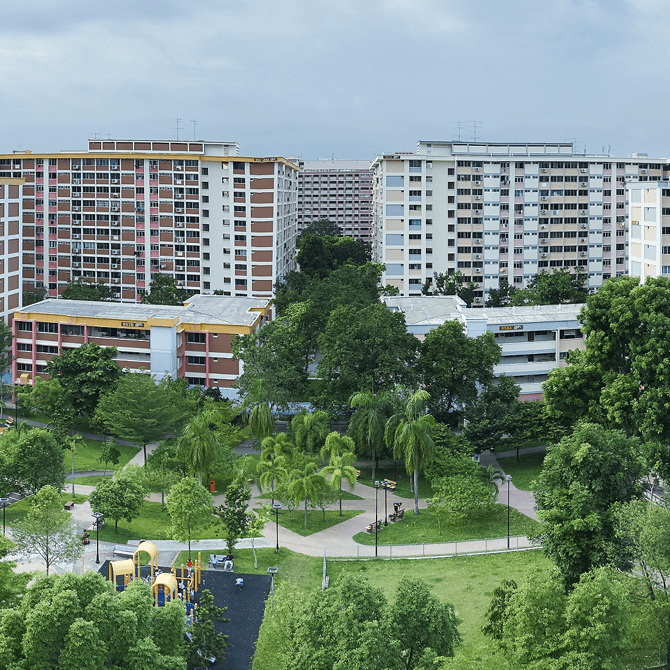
<box><xmin>506</xmin><ymin>474</ymin><xmax>512</xmax><ymax>549</ymax></box>
<box><xmin>267</xmin><ymin>567</ymin><xmax>278</xmax><ymax>609</ymax></box>
<box><xmin>383</xmin><ymin>481</ymin><xmax>389</xmax><ymax>526</ymax></box>
<box><xmin>0</xmin><ymin>498</ymin><xmax>8</xmax><ymax>536</ymax></box>
<box><xmin>92</xmin><ymin>512</ymin><xmax>104</xmax><ymax>564</ymax></box>
<box><xmin>272</xmin><ymin>502</ymin><xmax>281</xmax><ymax>553</ymax></box>
<box><xmin>374</xmin><ymin>480</ymin><xmax>380</xmax><ymax>557</ymax></box>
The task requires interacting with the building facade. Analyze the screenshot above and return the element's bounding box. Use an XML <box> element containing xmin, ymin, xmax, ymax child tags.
<box><xmin>384</xmin><ymin>296</ymin><xmax>585</xmax><ymax>399</ymax></box>
<box><xmin>0</xmin><ymin>178</ymin><xmax>23</xmax><ymax>321</ymax></box>
<box><xmin>298</xmin><ymin>160</ymin><xmax>373</xmax><ymax>241</ymax></box>
<box><xmin>11</xmin><ymin>294</ymin><xmax>270</xmax><ymax>395</ymax></box>
<box><xmin>372</xmin><ymin>142</ymin><xmax>668</xmax><ymax>304</ymax></box>
<box><xmin>0</xmin><ymin>139</ymin><xmax>298</xmax><ymax>305</ymax></box>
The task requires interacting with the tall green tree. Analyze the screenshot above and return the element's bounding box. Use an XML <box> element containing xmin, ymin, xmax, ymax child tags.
<box><xmin>287</xmin><ymin>459</ymin><xmax>326</xmax><ymax>529</ymax></box>
<box><xmin>418</xmin><ymin>321</ymin><xmax>500</xmax><ymax>423</ymax></box>
<box><xmin>298</xmin><ymin>218</ymin><xmax>341</xmax><ymax>240</ymax></box>
<box><xmin>22</xmin><ymin>286</ymin><xmax>47</xmax><ymax>307</ymax></box>
<box><xmin>292</xmin><ymin>409</ymin><xmax>330</xmax><ymax>454</ymax></box>
<box><xmin>165</xmin><ymin>477</ymin><xmax>213</xmax><ymax>559</ymax></box>
<box><xmin>99</xmin><ymin>437</ymin><xmax>121</xmax><ymax>476</ymax></box>
<box><xmin>214</xmin><ymin>483</ymin><xmax>251</xmax><ymax>553</ymax></box>
<box><xmin>62</xmin><ymin>278</ymin><xmax>114</xmax><ymax>301</ymax></box>
<box><xmin>185</xmin><ymin>589</ymin><xmax>230</xmax><ymax>670</ymax></box>
<box><xmin>89</xmin><ymin>471</ymin><xmax>146</xmax><ymax>533</ymax></box>
<box><xmin>511</xmin><ymin>268</ymin><xmax>589</xmax><ymax>306</ymax></box>
<box><xmin>45</xmin><ymin>342</ymin><xmax>122</xmax><ymax>417</ymax></box>
<box><xmin>320</xmin><ymin>433</ymin><xmax>358</xmax><ymax>516</ymax></box>
<box><xmin>485</xmin><ymin>277</ymin><xmax>518</xmax><ymax>307</ymax></box>
<box><xmin>16</xmin><ymin>376</ymin><xmax>76</xmax><ymax>434</ymax></box>
<box><xmin>9</xmin><ymin>427</ymin><xmax>65</xmax><ymax>496</ymax></box>
<box><xmin>95</xmin><ymin>373</ymin><xmax>192</xmax><ymax>464</ymax></box>
<box><xmin>348</xmin><ymin>390</ymin><xmax>395</xmax><ymax>483</ymax></box>
<box><xmin>532</xmin><ymin>423</ymin><xmax>646</xmax><ymax>587</ymax></box>
<box><xmin>421</xmin><ymin>269</ymin><xmax>480</xmax><ymax>307</ymax></box>
<box><xmin>11</xmin><ymin>485</ymin><xmax>84</xmax><ymax>575</ymax></box>
<box><xmin>257</xmin><ymin>434</ymin><xmax>292</xmax><ymax>503</ymax></box>
<box><xmin>385</xmin><ymin>390</ymin><xmax>436</xmax><ymax>514</ymax></box>
<box><xmin>317</xmin><ymin>302</ymin><xmax>419</xmax><ymax>413</ymax></box>
<box><xmin>140</xmin><ymin>273</ymin><xmax>190</xmax><ymax>305</ymax></box>
<box><xmin>248</xmin><ymin>401</ymin><xmax>275</xmax><ymax>443</ymax></box>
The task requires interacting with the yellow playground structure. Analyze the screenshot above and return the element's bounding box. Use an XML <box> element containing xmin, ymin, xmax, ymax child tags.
<box><xmin>107</xmin><ymin>542</ymin><xmax>203</xmax><ymax>624</ymax></box>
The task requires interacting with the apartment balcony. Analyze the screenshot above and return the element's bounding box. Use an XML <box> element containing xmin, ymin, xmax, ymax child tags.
<box><xmin>495</xmin><ymin>359</ymin><xmax>557</xmax><ymax>376</ymax></box>
<box><xmin>498</xmin><ymin>339</ymin><xmax>556</xmax><ymax>356</ymax></box>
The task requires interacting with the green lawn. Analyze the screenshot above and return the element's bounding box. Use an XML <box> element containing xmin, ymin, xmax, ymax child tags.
<box><xmin>256</xmin><ymin>489</ymin><xmax>363</xmax><ymax>502</ymax></box>
<box><xmin>352</xmin><ymin>504</ymin><xmax>539</xmax><ymax>545</ymax></box>
<box><xmin>356</xmin><ymin>464</ymin><xmax>435</xmax><ymax>500</ymax></box>
<box><xmin>65</xmin><ymin>439</ymin><xmax>140</xmax><ymax>472</ymax></box>
<box><xmin>497</xmin><ymin>451</ymin><xmax>546</xmax><ymax>491</ymax></box>
<box><xmin>74</xmin><ymin>475</ymin><xmax>112</xmax><ymax>486</ymax></box>
<box><xmin>4</xmin><ymin>492</ymin><xmax>89</xmax><ymax>526</ymax></box>
<box><xmin>258</xmin><ymin>507</ymin><xmax>365</xmax><ymax>537</ymax></box>
<box><xmin>252</xmin><ymin>549</ymin><xmax>551</xmax><ymax>670</ymax></box>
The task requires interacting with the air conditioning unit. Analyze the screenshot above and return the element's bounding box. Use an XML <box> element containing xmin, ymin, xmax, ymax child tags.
<box><xmin>474</xmin><ymin>180</ymin><xmax>481</xmax><ymax>185</ymax></box>
<box><xmin>111</xmin><ymin>250</ymin><xmax>119</xmax><ymax>255</ymax></box>
<box><xmin>474</xmin><ymin>297</ymin><xmax>482</xmax><ymax>302</ymax></box>
<box><xmin>176</xmin><ymin>208</ymin><xmax>184</xmax><ymax>212</ymax></box>
<box><xmin>580</xmin><ymin>182</ymin><xmax>587</xmax><ymax>187</ymax></box>
<box><xmin>540</xmin><ymin>224</ymin><xmax>547</xmax><ymax>229</ymax></box>
<box><xmin>160</xmin><ymin>263</ymin><xmax>166</xmax><ymax>269</ymax></box>
<box><xmin>176</xmin><ymin>179</ymin><xmax>184</xmax><ymax>184</ymax></box>
<box><xmin>112</xmin><ymin>206</ymin><xmax>119</xmax><ymax>211</ymax></box>
<box><xmin>541</xmin><ymin>196</ymin><xmax>548</xmax><ymax>200</ymax></box>
<box><xmin>112</xmin><ymin>235</ymin><xmax>119</xmax><ymax>240</ymax></box>
<box><xmin>474</xmin><ymin>167</ymin><xmax>481</xmax><ymax>172</ymax></box>
<box><xmin>500</xmin><ymin>268</ymin><xmax>507</xmax><ymax>273</ymax></box>
<box><xmin>640</xmin><ymin>169</ymin><xmax>648</xmax><ymax>174</ymax></box>
<box><xmin>112</xmin><ymin>263</ymin><xmax>119</xmax><ymax>269</ymax></box>
<box><xmin>580</xmin><ymin>223</ymin><xmax>587</xmax><ymax>228</ymax></box>
<box><xmin>175</xmin><ymin>166</ymin><xmax>183</xmax><ymax>171</ymax></box>
<box><xmin>177</xmin><ymin>251</ymin><xmax>184</xmax><ymax>256</ymax></box>
<box><xmin>541</xmin><ymin>252</ymin><xmax>547</xmax><ymax>257</ymax></box>
<box><xmin>541</xmin><ymin>168</ymin><xmax>548</xmax><ymax>173</ymax></box>
<box><xmin>475</xmin><ymin>195</ymin><xmax>481</xmax><ymax>200</ymax></box>
<box><xmin>580</xmin><ymin>168</ymin><xmax>587</xmax><ymax>173</ymax></box>
<box><xmin>177</xmin><ymin>222</ymin><xmax>184</xmax><ymax>227</ymax></box>
<box><xmin>177</xmin><ymin>280</ymin><xmax>184</xmax><ymax>285</ymax></box>
<box><xmin>73</xmin><ymin>262</ymin><xmax>80</xmax><ymax>267</ymax></box>
<box><xmin>580</xmin><ymin>251</ymin><xmax>587</xmax><ymax>256</ymax></box>
<box><xmin>540</xmin><ymin>238</ymin><xmax>547</xmax><ymax>243</ymax></box>
<box><xmin>475</xmin><ymin>254</ymin><xmax>481</xmax><ymax>258</ymax></box>
<box><xmin>580</xmin><ymin>209</ymin><xmax>587</xmax><ymax>214</ymax></box>
<box><xmin>474</xmin><ymin>239</ymin><xmax>482</xmax><ymax>244</ymax></box>
<box><xmin>73</xmin><ymin>234</ymin><xmax>80</xmax><ymax>239</ymax></box>
<box><xmin>73</xmin><ymin>179</ymin><xmax>80</xmax><ymax>184</ymax></box>
<box><xmin>112</xmin><ymin>179</ymin><xmax>119</xmax><ymax>183</ymax></box>
<box><xmin>73</xmin><ymin>206</ymin><xmax>80</xmax><ymax>211</ymax></box>
<box><xmin>112</xmin><ymin>279</ymin><xmax>119</xmax><ymax>283</ymax></box>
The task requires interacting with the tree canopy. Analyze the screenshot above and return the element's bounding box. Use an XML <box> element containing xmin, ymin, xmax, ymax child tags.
<box><xmin>140</xmin><ymin>273</ymin><xmax>190</xmax><ymax>305</ymax></box>
<box><xmin>61</xmin><ymin>278</ymin><xmax>114</xmax><ymax>301</ymax></box>
<box><xmin>511</xmin><ymin>268</ymin><xmax>589</xmax><ymax>306</ymax></box>
<box><xmin>296</xmin><ymin>233</ymin><xmax>370</xmax><ymax>279</ymax></box>
<box><xmin>421</xmin><ymin>270</ymin><xmax>479</xmax><ymax>307</ymax></box>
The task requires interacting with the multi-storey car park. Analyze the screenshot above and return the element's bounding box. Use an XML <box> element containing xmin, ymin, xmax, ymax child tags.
<box><xmin>297</xmin><ymin>159</ymin><xmax>373</xmax><ymax>241</ymax></box>
<box><xmin>372</xmin><ymin>142</ymin><xmax>669</xmax><ymax>304</ymax></box>
<box><xmin>0</xmin><ymin>139</ymin><xmax>298</xmax><ymax>306</ymax></box>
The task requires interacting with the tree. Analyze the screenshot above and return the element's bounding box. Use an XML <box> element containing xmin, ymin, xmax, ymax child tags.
<box><xmin>482</xmin><ymin>579</ymin><xmax>517</xmax><ymax>641</ymax></box>
<box><xmin>385</xmin><ymin>390</ymin><xmax>436</xmax><ymax>514</ymax></box>
<box><xmin>99</xmin><ymin>437</ymin><xmax>121</xmax><ymax>476</ymax></box>
<box><xmin>275</xmin><ymin>482</ymin><xmax>298</xmax><ymax>522</ymax></box>
<box><xmin>298</xmin><ymin>218</ymin><xmax>341</xmax><ymax>240</ymax></box>
<box><xmin>257</xmin><ymin>434</ymin><xmax>291</xmax><ymax>503</ymax></box>
<box><xmin>9</xmin><ymin>427</ymin><xmax>65</xmax><ymax>496</ymax></box>
<box><xmin>426</xmin><ymin>474</ymin><xmax>497</xmax><ymax>534</ymax></box>
<box><xmin>140</xmin><ymin>272</ymin><xmax>190</xmax><ymax>305</ymax></box>
<box><xmin>288</xmin><ymin>459</ymin><xmax>326</xmax><ymax>529</ymax></box>
<box><xmin>292</xmin><ymin>409</ymin><xmax>330</xmax><ymax>454</ymax></box>
<box><xmin>166</xmin><ymin>477</ymin><xmax>213</xmax><ymax>559</ymax></box>
<box><xmin>484</xmin><ymin>277</ymin><xmax>518</xmax><ymax>307</ymax></box>
<box><xmin>11</xmin><ymin>485</ymin><xmax>84</xmax><ymax>575</ymax></box>
<box><xmin>247</xmin><ymin>509</ymin><xmax>268</xmax><ymax>568</ymax></box>
<box><xmin>296</xmin><ymin>234</ymin><xmax>370</xmax><ymax>279</ymax></box>
<box><xmin>389</xmin><ymin>578</ymin><xmax>460</xmax><ymax>668</ymax></box>
<box><xmin>0</xmin><ymin>321</ymin><xmax>12</xmax><ymax>387</ymax></box>
<box><xmin>248</xmin><ymin>400</ymin><xmax>275</xmax><ymax>443</ymax></box>
<box><xmin>59</xmin><ymin>618</ymin><xmax>107</xmax><ymax>670</ymax></box>
<box><xmin>95</xmin><ymin>373</ymin><xmax>191</xmax><ymax>465</ymax></box>
<box><xmin>214</xmin><ymin>483</ymin><xmax>251</xmax><ymax>553</ymax></box>
<box><xmin>320</xmin><ymin>434</ymin><xmax>358</xmax><ymax>516</ymax></box>
<box><xmin>0</xmin><ymin>537</ymin><xmax>31</xmax><ymax>609</ymax></box>
<box><xmin>185</xmin><ymin>589</ymin><xmax>230</xmax><ymax>670</ymax></box>
<box><xmin>532</xmin><ymin>423</ymin><xmax>646</xmax><ymax>587</ymax></box>
<box><xmin>16</xmin><ymin>376</ymin><xmax>75</xmax><ymax>433</ymax></box>
<box><xmin>62</xmin><ymin>278</ymin><xmax>114</xmax><ymax>301</ymax></box>
<box><xmin>418</xmin><ymin>321</ymin><xmax>500</xmax><ymax>423</ymax></box>
<box><xmin>89</xmin><ymin>472</ymin><xmax>146</xmax><ymax>533</ymax></box>
<box><xmin>462</xmin><ymin>375</ymin><xmax>520</xmax><ymax>453</ymax></box>
<box><xmin>22</xmin><ymin>286</ymin><xmax>47</xmax><ymax>307</ymax></box>
<box><xmin>421</xmin><ymin>270</ymin><xmax>480</xmax><ymax>307</ymax></box>
<box><xmin>145</xmin><ymin>441</ymin><xmax>181</xmax><ymax>508</ymax></box>
<box><xmin>511</xmin><ymin>268</ymin><xmax>589</xmax><ymax>306</ymax></box>
<box><xmin>348</xmin><ymin>391</ymin><xmax>395</xmax><ymax>483</ymax></box>
<box><xmin>46</xmin><ymin>343</ymin><xmax>122</xmax><ymax>417</ymax></box>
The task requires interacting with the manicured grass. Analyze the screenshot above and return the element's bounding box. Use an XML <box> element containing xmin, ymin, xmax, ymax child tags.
<box><xmin>257</xmin><ymin>507</ymin><xmax>365</xmax><ymax>537</ymax></box>
<box><xmin>352</xmin><ymin>504</ymin><xmax>539</xmax><ymax>545</ymax></box>
<box><xmin>4</xmin><ymin>492</ymin><xmax>89</xmax><ymax>526</ymax></box>
<box><xmin>65</xmin><ymin>439</ymin><xmax>140</xmax><ymax>472</ymax></box>
<box><xmin>74</xmin><ymin>475</ymin><xmax>112</xmax><ymax>486</ymax></box>
<box><xmin>356</xmin><ymin>464</ymin><xmax>435</xmax><ymax>500</ymax></box>
<box><xmin>252</xmin><ymin>549</ymin><xmax>551</xmax><ymax>670</ymax></box>
<box><xmin>256</xmin><ymin>489</ymin><xmax>364</xmax><ymax>501</ymax></box>
<box><xmin>497</xmin><ymin>451</ymin><xmax>546</xmax><ymax>491</ymax></box>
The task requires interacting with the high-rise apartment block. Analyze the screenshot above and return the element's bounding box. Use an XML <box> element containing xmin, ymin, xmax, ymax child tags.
<box><xmin>372</xmin><ymin>142</ymin><xmax>668</xmax><ymax>304</ymax></box>
<box><xmin>0</xmin><ymin>177</ymin><xmax>24</xmax><ymax>321</ymax></box>
<box><xmin>0</xmin><ymin>139</ymin><xmax>298</xmax><ymax>307</ymax></box>
<box><xmin>298</xmin><ymin>160</ymin><xmax>373</xmax><ymax>241</ymax></box>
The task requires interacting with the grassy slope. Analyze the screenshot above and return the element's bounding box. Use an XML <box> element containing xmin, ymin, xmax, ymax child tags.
<box><xmin>496</xmin><ymin>451</ymin><xmax>545</xmax><ymax>491</ymax></box>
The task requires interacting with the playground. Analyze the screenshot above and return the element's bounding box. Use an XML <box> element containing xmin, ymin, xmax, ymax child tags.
<box><xmin>100</xmin><ymin>541</ymin><xmax>271</xmax><ymax>670</ymax></box>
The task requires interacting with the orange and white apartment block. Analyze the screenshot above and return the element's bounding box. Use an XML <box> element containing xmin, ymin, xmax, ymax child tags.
<box><xmin>11</xmin><ymin>294</ymin><xmax>270</xmax><ymax>396</ymax></box>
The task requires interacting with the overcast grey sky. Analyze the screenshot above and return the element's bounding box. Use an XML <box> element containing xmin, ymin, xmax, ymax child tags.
<box><xmin>1</xmin><ymin>0</ymin><xmax>667</xmax><ymax>160</ymax></box>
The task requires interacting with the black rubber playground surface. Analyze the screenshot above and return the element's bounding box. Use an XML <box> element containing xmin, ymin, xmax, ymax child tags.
<box><xmin>100</xmin><ymin>561</ymin><xmax>271</xmax><ymax>669</ymax></box>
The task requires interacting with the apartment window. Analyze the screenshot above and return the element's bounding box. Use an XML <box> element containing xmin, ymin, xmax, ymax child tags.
<box><xmin>187</xmin><ymin>333</ymin><xmax>206</xmax><ymax>344</ymax></box>
<box><xmin>17</xmin><ymin>321</ymin><xmax>33</xmax><ymax>332</ymax></box>
<box><xmin>37</xmin><ymin>322</ymin><xmax>58</xmax><ymax>333</ymax></box>
<box><xmin>187</xmin><ymin>356</ymin><xmax>206</xmax><ymax>365</ymax></box>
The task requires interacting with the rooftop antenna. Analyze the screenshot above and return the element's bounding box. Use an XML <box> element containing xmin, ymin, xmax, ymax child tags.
<box><xmin>331</xmin><ymin>152</ymin><xmax>335</xmax><ymax>160</ymax></box>
<box><xmin>174</xmin><ymin>117</ymin><xmax>182</xmax><ymax>141</ymax></box>
<box><xmin>92</xmin><ymin>133</ymin><xmax>100</xmax><ymax>140</ymax></box>
<box><xmin>472</xmin><ymin>121</ymin><xmax>481</xmax><ymax>142</ymax></box>
<box><xmin>454</xmin><ymin>122</ymin><xmax>463</xmax><ymax>141</ymax></box>
<box><xmin>608</xmin><ymin>145</ymin><xmax>611</xmax><ymax>156</ymax></box>
<box><xmin>191</xmin><ymin>120</ymin><xmax>197</xmax><ymax>141</ymax></box>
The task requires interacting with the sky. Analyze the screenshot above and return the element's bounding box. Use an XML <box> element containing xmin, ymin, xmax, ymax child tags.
<box><xmin>1</xmin><ymin>0</ymin><xmax>668</xmax><ymax>160</ymax></box>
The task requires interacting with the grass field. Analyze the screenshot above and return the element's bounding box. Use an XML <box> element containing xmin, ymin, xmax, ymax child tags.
<box><xmin>352</xmin><ymin>504</ymin><xmax>539</xmax><ymax>545</ymax></box>
<box><xmin>257</xmin><ymin>507</ymin><xmax>364</xmax><ymax>537</ymax></box>
<box><xmin>251</xmin><ymin>549</ymin><xmax>551</xmax><ymax>670</ymax></box>
<box><xmin>356</xmin><ymin>465</ymin><xmax>435</xmax><ymax>500</ymax></box>
<box><xmin>4</xmin><ymin>492</ymin><xmax>89</xmax><ymax>526</ymax></box>
<box><xmin>497</xmin><ymin>451</ymin><xmax>546</xmax><ymax>491</ymax></box>
<box><xmin>73</xmin><ymin>475</ymin><xmax>112</xmax><ymax>486</ymax></box>
<box><xmin>65</xmin><ymin>439</ymin><xmax>140</xmax><ymax>472</ymax></box>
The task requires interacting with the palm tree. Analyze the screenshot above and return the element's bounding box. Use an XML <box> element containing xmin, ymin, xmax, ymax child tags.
<box><xmin>385</xmin><ymin>390</ymin><xmax>436</xmax><ymax>515</ymax></box>
<box><xmin>321</xmin><ymin>433</ymin><xmax>357</xmax><ymax>516</ymax></box>
<box><xmin>480</xmin><ymin>464</ymin><xmax>506</xmax><ymax>491</ymax></box>
<box><xmin>248</xmin><ymin>402</ymin><xmax>274</xmax><ymax>446</ymax></box>
<box><xmin>288</xmin><ymin>460</ymin><xmax>325</xmax><ymax>529</ymax></box>
<box><xmin>292</xmin><ymin>410</ymin><xmax>330</xmax><ymax>454</ymax></box>
<box><xmin>257</xmin><ymin>434</ymin><xmax>292</xmax><ymax>503</ymax></box>
<box><xmin>229</xmin><ymin>454</ymin><xmax>260</xmax><ymax>488</ymax></box>
<box><xmin>320</xmin><ymin>431</ymin><xmax>356</xmax><ymax>460</ymax></box>
<box><xmin>178</xmin><ymin>408</ymin><xmax>223</xmax><ymax>485</ymax></box>
<box><xmin>348</xmin><ymin>391</ymin><xmax>395</xmax><ymax>483</ymax></box>
<box><xmin>65</xmin><ymin>434</ymin><xmax>84</xmax><ymax>498</ymax></box>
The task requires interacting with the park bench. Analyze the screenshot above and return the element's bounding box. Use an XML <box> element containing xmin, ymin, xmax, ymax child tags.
<box><xmin>64</xmin><ymin>500</ymin><xmax>75</xmax><ymax>511</ymax></box>
<box><xmin>113</xmin><ymin>546</ymin><xmax>134</xmax><ymax>558</ymax></box>
<box><xmin>355</xmin><ymin>469</ymin><xmax>361</xmax><ymax>479</ymax></box>
<box><xmin>365</xmin><ymin>520</ymin><xmax>382</xmax><ymax>533</ymax></box>
<box><xmin>382</xmin><ymin>479</ymin><xmax>397</xmax><ymax>492</ymax></box>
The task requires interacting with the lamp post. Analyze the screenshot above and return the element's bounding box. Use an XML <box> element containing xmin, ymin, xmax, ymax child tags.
<box><xmin>267</xmin><ymin>567</ymin><xmax>278</xmax><ymax>609</ymax></box>
<box><xmin>506</xmin><ymin>474</ymin><xmax>512</xmax><ymax>549</ymax></box>
<box><xmin>272</xmin><ymin>502</ymin><xmax>281</xmax><ymax>553</ymax></box>
<box><xmin>92</xmin><ymin>512</ymin><xmax>104</xmax><ymax>564</ymax></box>
<box><xmin>374</xmin><ymin>480</ymin><xmax>380</xmax><ymax>557</ymax></box>
<box><xmin>0</xmin><ymin>498</ymin><xmax>8</xmax><ymax>536</ymax></box>
<box><xmin>383</xmin><ymin>480</ymin><xmax>389</xmax><ymax>526</ymax></box>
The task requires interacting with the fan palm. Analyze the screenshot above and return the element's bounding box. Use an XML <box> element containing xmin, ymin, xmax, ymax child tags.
<box><xmin>348</xmin><ymin>391</ymin><xmax>395</xmax><ymax>483</ymax></box>
<box><xmin>385</xmin><ymin>390</ymin><xmax>436</xmax><ymax>514</ymax></box>
<box><xmin>288</xmin><ymin>460</ymin><xmax>326</xmax><ymax>529</ymax></box>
